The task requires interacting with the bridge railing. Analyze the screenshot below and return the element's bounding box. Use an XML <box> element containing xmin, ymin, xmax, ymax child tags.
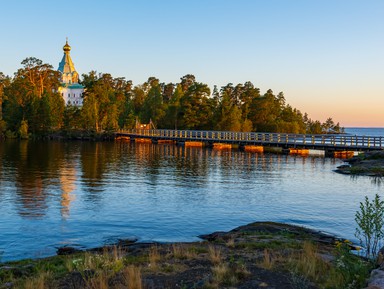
<box><xmin>120</xmin><ymin>129</ymin><xmax>383</xmax><ymax>149</ymax></box>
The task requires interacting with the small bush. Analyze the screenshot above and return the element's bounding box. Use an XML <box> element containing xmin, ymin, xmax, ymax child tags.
<box><xmin>355</xmin><ymin>193</ymin><xmax>384</xmax><ymax>258</ymax></box>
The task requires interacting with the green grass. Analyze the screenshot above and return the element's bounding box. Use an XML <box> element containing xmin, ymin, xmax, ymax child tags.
<box><xmin>235</xmin><ymin>240</ymin><xmax>300</xmax><ymax>251</ymax></box>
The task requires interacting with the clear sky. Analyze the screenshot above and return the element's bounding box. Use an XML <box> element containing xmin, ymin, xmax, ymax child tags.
<box><xmin>1</xmin><ymin>0</ymin><xmax>383</xmax><ymax>127</ymax></box>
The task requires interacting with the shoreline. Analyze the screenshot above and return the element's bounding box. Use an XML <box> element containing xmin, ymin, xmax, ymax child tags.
<box><xmin>0</xmin><ymin>221</ymin><xmax>372</xmax><ymax>289</ymax></box>
<box><xmin>335</xmin><ymin>150</ymin><xmax>384</xmax><ymax>177</ymax></box>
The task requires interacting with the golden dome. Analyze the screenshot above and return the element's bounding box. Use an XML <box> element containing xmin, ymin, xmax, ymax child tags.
<box><xmin>63</xmin><ymin>39</ymin><xmax>71</xmax><ymax>52</ymax></box>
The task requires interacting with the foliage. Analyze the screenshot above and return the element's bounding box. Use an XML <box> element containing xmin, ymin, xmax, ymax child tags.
<box><xmin>19</xmin><ymin>120</ymin><xmax>29</xmax><ymax>139</ymax></box>
<box><xmin>333</xmin><ymin>240</ymin><xmax>372</xmax><ymax>289</ymax></box>
<box><xmin>287</xmin><ymin>240</ymin><xmax>371</xmax><ymax>289</ymax></box>
<box><xmin>355</xmin><ymin>193</ymin><xmax>384</xmax><ymax>258</ymax></box>
<box><xmin>0</xmin><ymin>58</ymin><xmax>344</xmax><ymax>137</ymax></box>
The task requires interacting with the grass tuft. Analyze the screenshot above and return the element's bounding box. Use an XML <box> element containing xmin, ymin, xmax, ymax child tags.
<box><xmin>22</xmin><ymin>271</ymin><xmax>51</xmax><ymax>289</ymax></box>
<box><xmin>148</xmin><ymin>245</ymin><xmax>161</xmax><ymax>269</ymax></box>
<box><xmin>212</xmin><ymin>263</ymin><xmax>236</xmax><ymax>285</ymax></box>
<box><xmin>123</xmin><ymin>265</ymin><xmax>142</xmax><ymax>289</ymax></box>
<box><xmin>259</xmin><ymin>248</ymin><xmax>278</xmax><ymax>270</ymax></box>
<box><xmin>226</xmin><ymin>238</ymin><xmax>235</xmax><ymax>248</ymax></box>
<box><xmin>85</xmin><ymin>271</ymin><xmax>109</xmax><ymax>289</ymax></box>
<box><xmin>170</xmin><ymin>244</ymin><xmax>198</xmax><ymax>260</ymax></box>
<box><xmin>208</xmin><ymin>245</ymin><xmax>222</xmax><ymax>265</ymax></box>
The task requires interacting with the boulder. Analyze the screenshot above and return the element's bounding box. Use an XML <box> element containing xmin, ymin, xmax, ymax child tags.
<box><xmin>366</xmin><ymin>269</ymin><xmax>384</xmax><ymax>289</ymax></box>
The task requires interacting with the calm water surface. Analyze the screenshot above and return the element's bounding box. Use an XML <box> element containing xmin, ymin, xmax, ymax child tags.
<box><xmin>0</xmin><ymin>130</ymin><xmax>383</xmax><ymax>261</ymax></box>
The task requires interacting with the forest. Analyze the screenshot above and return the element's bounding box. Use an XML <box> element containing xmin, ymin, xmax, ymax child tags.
<box><xmin>0</xmin><ymin>57</ymin><xmax>343</xmax><ymax>138</ymax></box>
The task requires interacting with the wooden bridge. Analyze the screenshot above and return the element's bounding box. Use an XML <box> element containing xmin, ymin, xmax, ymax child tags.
<box><xmin>116</xmin><ymin>129</ymin><xmax>384</xmax><ymax>156</ymax></box>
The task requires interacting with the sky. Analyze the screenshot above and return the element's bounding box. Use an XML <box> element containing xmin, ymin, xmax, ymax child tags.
<box><xmin>1</xmin><ymin>0</ymin><xmax>383</xmax><ymax>127</ymax></box>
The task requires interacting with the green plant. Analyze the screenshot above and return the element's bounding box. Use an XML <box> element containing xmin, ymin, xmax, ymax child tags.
<box><xmin>355</xmin><ymin>193</ymin><xmax>384</xmax><ymax>258</ymax></box>
<box><xmin>333</xmin><ymin>240</ymin><xmax>372</xmax><ymax>289</ymax></box>
<box><xmin>19</xmin><ymin>271</ymin><xmax>51</xmax><ymax>289</ymax></box>
<box><xmin>289</xmin><ymin>271</ymin><xmax>310</xmax><ymax>289</ymax></box>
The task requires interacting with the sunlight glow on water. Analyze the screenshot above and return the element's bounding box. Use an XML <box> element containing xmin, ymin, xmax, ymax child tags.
<box><xmin>0</xmin><ymin>139</ymin><xmax>382</xmax><ymax>261</ymax></box>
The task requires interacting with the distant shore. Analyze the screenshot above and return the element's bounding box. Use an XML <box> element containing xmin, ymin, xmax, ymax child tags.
<box><xmin>335</xmin><ymin>150</ymin><xmax>384</xmax><ymax>177</ymax></box>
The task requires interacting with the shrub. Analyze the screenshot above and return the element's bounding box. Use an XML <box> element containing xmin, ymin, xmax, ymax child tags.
<box><xmin>355</xmin><ymin>193</ymin><xmax>384</xmax><ymax>258</ymax></box>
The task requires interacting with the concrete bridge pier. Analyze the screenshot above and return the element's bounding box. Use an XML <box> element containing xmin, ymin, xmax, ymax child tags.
<box><xmin>324</xmin><ymin>149</ymin><xmax>334</xmax><ymax>157</ymax></box>
<box><xmin>282</xmin><ymin>146</ymin><xmax>290</xmax><ymax>155</ymax></box>
<box><xmin>152</xmin><ymin>138</ymin><xmax>158</xmax><ymax>144</ymax></box>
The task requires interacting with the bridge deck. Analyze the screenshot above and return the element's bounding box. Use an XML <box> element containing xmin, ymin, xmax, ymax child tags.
<box><xmin>116</xmin><ymin>129</ymin><xmax>384</xmax><ymax>152</ymax></box>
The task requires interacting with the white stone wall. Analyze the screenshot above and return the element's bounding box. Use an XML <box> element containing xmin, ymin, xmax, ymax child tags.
<box><xmin>59</xmin><ymin>87</ymin><xmax>84</xmax><ymax>107</ymax></box>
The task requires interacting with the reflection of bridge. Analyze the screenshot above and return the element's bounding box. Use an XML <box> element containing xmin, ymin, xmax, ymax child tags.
<box><xmin>116</xmin><ymin>129</ymin><xmax>384</xmax><ymax>156</ymax></box>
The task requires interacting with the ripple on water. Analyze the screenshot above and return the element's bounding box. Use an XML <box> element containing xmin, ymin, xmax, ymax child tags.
<box><xmin>0</xmin><ymin>140</ymin><xmax>382</xmax><ymax>261</ymax></box>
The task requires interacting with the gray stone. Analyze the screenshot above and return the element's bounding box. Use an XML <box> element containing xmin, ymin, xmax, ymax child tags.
<box><xmin>367</xmin><ymin>269</ymin><xmax>384</xmax><ymax>289</ymax></box>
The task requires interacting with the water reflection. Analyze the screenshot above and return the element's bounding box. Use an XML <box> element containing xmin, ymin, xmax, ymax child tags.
<box><xmin>0</xmin><ymin>140</ymin><xmax>364</xmax><ymax>220</ymax></box>
<box><xmin>59</xmin><ymin>160</ymin><xmax>77</xmax><ymax>219</ymax></box>
<box><xmin>13</xmin><ymin>141</ymin><xmax>60</xmax><ymax>218</ymax></box>
<box><xmin>0</xmin><ymin>141</ymin><xmax>79</xmax><ymax>218</ymax></box>
<box><xmin>0</xmin><ymin>140</ymin><xmax>382</xmax><ymax>261</ymax></box>
<box><xmin>80</xmin><ymin>142</ymin><xmax>110</xmax><ymax>195</ymax></box>
<box><xmin>350</xmin><ymin>174</ymin><xmax>384</xmax><ymax>186</ymax></box>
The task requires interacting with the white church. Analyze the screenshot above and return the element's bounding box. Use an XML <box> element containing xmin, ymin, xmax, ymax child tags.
<box><xmin>58</xmin><ymin>39</ymin><xmax>84</xmax><ymax>106</ymax></box>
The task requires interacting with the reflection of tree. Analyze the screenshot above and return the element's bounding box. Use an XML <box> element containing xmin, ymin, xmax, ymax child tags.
<box><xmin>4</xmin><ymin>140</ymin><xmax>65</xmax><ymax>218</ymax></box>
<box><xmin>1</xmin><ymin>140</ymin><xmax>83</xmax><ymax>219</ymax></box>
<box><xmin>0</xmin><ymin>142</ymin><xmax>3</xmax><ymax>199</ymax></box>
<box><xmin>80</xmin><ymin>142</ymin><xmax>115</xmax><ymax>200</ymax></box>
<box><xmin>134</xmin><ymin>143</ymin><xmax>210</xmax><ymax>184</ymax></box>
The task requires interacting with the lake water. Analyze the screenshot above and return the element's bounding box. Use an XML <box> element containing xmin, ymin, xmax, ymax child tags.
<box><xmin>0</xmin><ymin>128</ymin><xmax>383</xmax><ymax>262</ymax></box>
<box><xmin>344</xmin><ymin>127</ymin><xmax>384</xmax><ymax>137</ymax></box>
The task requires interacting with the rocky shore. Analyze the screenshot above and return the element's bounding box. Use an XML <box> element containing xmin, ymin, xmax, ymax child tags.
<box><xmin>0</xmin><ymin>222</ymin><xmax>376</xmax><ymax>289</ymax></box>
<box><xmin>335</xmin><ymin>150</ymin><xmax>384</xmax><ymax>177</ymax></box>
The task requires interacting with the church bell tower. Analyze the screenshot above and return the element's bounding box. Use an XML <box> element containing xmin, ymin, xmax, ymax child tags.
<box><xmin>58</xmin><ymin>39</ymin><xmax>84</xmax><ymax>106</ymax></box>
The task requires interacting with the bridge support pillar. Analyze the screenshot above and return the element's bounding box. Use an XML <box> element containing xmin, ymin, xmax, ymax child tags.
<box><xmin>176</xmin><ymin>141</ymin><xmax>185</xmax><ymax>146</ymax></box>
<box><xmin>282</xmin><ymin>147</ymin><xmax>290</xmax><ymax>155</ymax></box>
<box><xmin>130</xmin><ymin>137</ymin><xmax>135</xmax><ymax>142</ymax></box>
<box><xmin>324</xmin><ymin>150</ymin><xmax>334</xmax><ymax>157</ymax></box>
<box><xmin>152</xmin><ymin>138</ymin><xmax>158</xmax><ymax>144</ymax></box>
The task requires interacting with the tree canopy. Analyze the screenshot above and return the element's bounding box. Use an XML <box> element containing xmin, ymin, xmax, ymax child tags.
<box><xmin>0</xmin><ymin>57</ymin><xmax>343</xmax><ymax>138</ymax></box>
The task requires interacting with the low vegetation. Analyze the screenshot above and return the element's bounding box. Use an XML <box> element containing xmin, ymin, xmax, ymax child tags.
<box><xmin>0</xmin><ymin>222</ymin><xmax>374</xmax><ymax>289</ymax></box>
<box><xmin>336</xmin><ymin>151</ymin><xmax>384</xmax><ymax>177</ymax></box>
